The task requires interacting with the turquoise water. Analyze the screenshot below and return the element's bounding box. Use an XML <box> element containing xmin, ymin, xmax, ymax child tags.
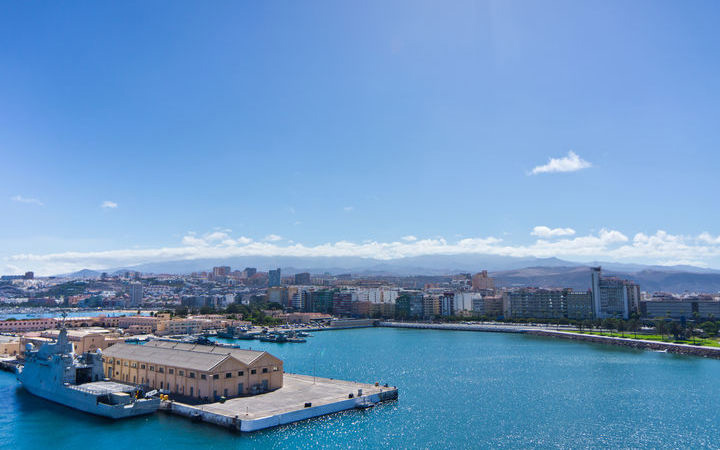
<box><xmin>2</xmin><ymin>328</ymin><xmax>719</xmax><ymax>449</ymax></box>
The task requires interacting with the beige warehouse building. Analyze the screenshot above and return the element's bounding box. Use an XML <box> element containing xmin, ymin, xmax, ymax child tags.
<box><xmin>102</xmin><ymin>341</ymin><xmax>283</xmax><ymax>402</ymax></box>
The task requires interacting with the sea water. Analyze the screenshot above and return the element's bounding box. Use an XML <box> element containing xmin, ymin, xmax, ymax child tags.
<box><xmin>1</xmin><ymin>328</ymin><xmax>718</xmax><ymax>449</ymax></box>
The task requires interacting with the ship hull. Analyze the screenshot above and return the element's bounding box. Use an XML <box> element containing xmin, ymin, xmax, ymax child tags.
<box><xmin>20</xmin><ymin>383</ymin><xmax>160</xmax><ymax>419</ymax></box>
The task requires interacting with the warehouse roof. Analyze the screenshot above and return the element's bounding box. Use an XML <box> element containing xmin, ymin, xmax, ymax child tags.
<box><xmin>103</xmin><ymin>341</ymin><xmax>277</xmax><ymax>371</ymax></box>
<box><xmin>144</xmin><ymin>341</ymin><xmax>270</xmax><ymax>366</ymax></box>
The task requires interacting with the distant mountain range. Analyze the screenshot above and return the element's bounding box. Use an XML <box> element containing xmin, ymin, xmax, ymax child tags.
<box><xmin>56</xmin><ymin>254</ymin><xmax>720</xmax><ymax>293</ymax></box>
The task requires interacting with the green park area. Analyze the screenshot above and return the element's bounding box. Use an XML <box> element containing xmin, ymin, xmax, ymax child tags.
<box><xmin>568</xmin><ymin>330</ymin><xmax>720</xmax><ymax>347</ymax></box>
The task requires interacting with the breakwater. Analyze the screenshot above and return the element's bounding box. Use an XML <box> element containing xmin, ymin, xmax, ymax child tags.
<box><xmin>528</xmin><ymin>330</ymin><xmax>720</xmax><ymax>358</ymax></box>
<box><xmin>379</xmin><ymin>321</ymin><xmax>720</xmax><ymax>358</ymax></box>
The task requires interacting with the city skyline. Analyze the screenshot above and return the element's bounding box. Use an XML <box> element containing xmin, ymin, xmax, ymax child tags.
<box><xmin>3</xmin><ymin>1</ymin><xmax>720</xmax><ymax>274</ymax></box>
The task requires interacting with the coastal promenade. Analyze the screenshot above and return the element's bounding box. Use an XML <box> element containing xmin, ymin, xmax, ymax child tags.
<box><xmin>378</xmin><ymin>321</ymin><xmax>720</xmax><ymax>359</ymax></box>
<box><xmin>528</xmin><ymin>329</ymin><xmax>720</xmax><ymax>358</ymax></box>
<box><xmin>378</xmin><ymin>321</ymin><xmax>539</xmax><ymax>333</ymax></box>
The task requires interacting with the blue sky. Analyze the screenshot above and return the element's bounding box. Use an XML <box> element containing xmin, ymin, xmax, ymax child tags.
<box><xmin>2</xmin><ymin>1</ymin><xmax>720</xmax><ymax>274</ymax></box>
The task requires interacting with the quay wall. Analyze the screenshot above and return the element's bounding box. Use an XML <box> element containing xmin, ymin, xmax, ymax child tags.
<box><xmin>379</xmin><ymin>322</ymin><xmax>720</xmax><ymax>359</ymax></box>
<box><xmin>528</xmin><ymin>330</ymin><xmax>720</xmax><ymax>359</ymax></box>
<box><xmin>166</xmin><ymin>402</ymin><xmax>239</xmax><ymax>429</ymax></box>
<box><xmin>239</xmin><ymin>390</ymin><xmax>397</xmax><ymax>432</ymax></box>
<box><xmin>165</xmin><ymin>387</ymin><xmax>398</xmax><ymax>433</ymax></box>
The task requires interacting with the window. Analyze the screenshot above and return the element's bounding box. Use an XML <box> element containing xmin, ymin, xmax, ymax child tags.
<box><xmin>273</xmin><ymin>366</ymin><xmax>279</xmax><ymax>372</ymax></box>
<box><xmin>200</xmin><ymin>374</ymin><xmax>206</xmax><ymax>380</ymax></box>
<box><xmin>179</xmin><ymin>370</ymin><xmax>184</xmax><ymax>376</ymax></box>
<box><xmin>251</xmin><ymin>369</ymin><xmax>256</xmax><ymax>375</ymax></box>
<box><xmin>213</xmin><ymin>374</ymin><xmax>219</xmax><ymax>380</ymax></box>
<box><xmin>124</xmin><ymin>362</ymin><xmax>128</xmax><ymax>366</ymax></box>
<box><xmin>149</xmin><ymin>366</ymin><xmax>155</xmax><ymax>371</ymax></box>
<box><xmin>238</xmin><ymin>371</ymin><xmax>244</xmax><ymax>376</ymax></box>
<box><xmin>141</xmin><ymin>364</ymin><xmax>146</xmax><ymax>369</ymax></box>
<box><xmin>168</xmin><ymin>369</ymin><xmax>174</xmax><ymax>374</ymax></box>
<box><xmin>189</xmin><ymin>372</ymin><xmax>195</xmax><ymax>379</ymax></box>
<box><xmin>262</xmin><ymin>368</ymin><xmax>268</xmax><ymax>374</ymax></box>
<box><xmin>158</xmin><ymin>367</ymin><xmax>164</xmax><ymax>373</ymax></box>
<box><xmin>226</xmin><ymin>372</ymin><xmax>232</xmax><ymax>378</ymax></box>
<box><xmin>131</xmin><ymin>363</ymin><xmax>137</xmax><ymax>368</ymax></box>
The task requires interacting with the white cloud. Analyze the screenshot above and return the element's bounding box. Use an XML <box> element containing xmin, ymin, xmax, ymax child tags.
<box><xmin>182</xmin><ymin>231</ymin><xmax>251</xmax><ymax>247</ymax></box>
<box><xmin>204</xmin><ymin>231</ymin><xmax>230</xmax><ymax>242</ymax></box>
<box><xmin>530</xmin><ymin>151</ymin><xmax>592</xmax><ymax>175</ymax></box>
<box><xmin>402</xmin><ymin>235</ymin><xmax>418</xmax><ymax>242</ymax></box>
<box><xmin>343</xmin><ymin>206</ymin><xmax>354</xmax><ymax>212</ymax></box>
<box><xmin>11</xmin><ymin>195</ymin><xmax>43</xmax><ymax>206</ymax></box>
<box><xmin>698</xmin><ymin>232</ymin><xmax>720</xmax><ymax>245</ymax></box>
<box><xmin>531</xmin><ymin>226</ymin><xmax>576</xmax><ymax>238</ymax></box>
<box><xmin>100</xmin><ymin>200</ymin><xmax>118</xmax><ymax>209</ymax></box>
<box><xmin>9</xmin><ymin>229</ymin><xmax>720</xmax><ymax>276</ymax></box>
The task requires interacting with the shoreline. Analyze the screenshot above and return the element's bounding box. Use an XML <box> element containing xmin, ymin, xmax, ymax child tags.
<box><xmin>378</xmin><ymin>321</ymin><xmax>720</xmax><ymax>359</ymax></box>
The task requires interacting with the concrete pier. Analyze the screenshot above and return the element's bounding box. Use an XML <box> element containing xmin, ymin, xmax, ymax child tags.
<box><xmin>164</xmin><ymin>373</ymin><xmax>398</xmax><ymax>432</ymax></box>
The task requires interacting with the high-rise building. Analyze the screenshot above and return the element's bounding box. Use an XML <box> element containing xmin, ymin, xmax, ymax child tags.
<box><xmin>504</xmin><ymin>289</ymin><xmax>566</xmax><ymax>320</ymax></box>
<box><xmin>332</xmin><ymin>292</ymin><xmax>353</xmax><ymax>316</ymax></box>
<box><xmin>591</xmin><ymin>267</ymin><xmax>640</xmax><ymax>319</ymax></box>
<box><xmin>243</xmin><ymin>267</ymin><xmax>257</xmax><ymax>278</ymax></box>
<box><xmin>502</xmin><ymin>288</ymin><xmax>594</xmax><ymax>320</ymax></box>
<box><xmin>267</xmin><ymin>287</ymin><xmax>288</xmax><ymax>305</ymax></box>
<box><xmin>129</xmin><ymin>282</ymin><xmax>143</xmax><ymax>307</ymax></box>
<box><xmin>212</xmin><ymin>266</ymin><xmax>231</xmax><ymax>279</ymax></box>
<box><xmin>294</xmin><ymin>272</ymin><xmax>311</xmax><ymax>285</ymax></box>
<box><xmin>423</xmin><ymin>296</ymin><xmax>440</xmax><ymax>319</ymax></box>
<box><xmin>440</xmin><ymin>292</ymin><xmax>455</xmax><ymax>316</ymax></box>
<box><xmin>396</xmin><ymin>291</ymin><xmax>425</xmax><ymax>319</ymax></box>
<box><xmin>566</xmin><ymin>290</ymin><xmax>594</xmax><ymax>320</ymax></box>
<box><xmin>291</xmin><ymin>289</ymin><xmax>309</xmax><ymax>310</ymax></box>
<box><xmin>310</xmin><ymin>290</ymin><xmax>334</xmax><ymax>313</ymax></box>
<box><xmin>472</xmin><ymin>271</ymin><xmax>495</xmax><ymax>292</ymax></box>
<box><xmin>268</xmin><ymin>268</ymin><xmax>281</xmax><ymax>287</ymax></box>
<box><xmin>483</xmin><ymin>296</ymin><xmax>504</xmax><ymax>319</ymax></box>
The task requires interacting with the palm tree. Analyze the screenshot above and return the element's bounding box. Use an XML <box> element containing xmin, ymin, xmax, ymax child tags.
<box><xmin>616</xmin><ymin>320</ymin><xmax>626</xmax><ymax>338</ymax></box>
<box><xmin>655</xmin><ymin>319</ymin><xmax>666</xmax><ymax>340</ymax></box>
<box><xmin>629</xmin><ymin>318</ymin><xmax>640</xmax><ymax>339</ymax></box>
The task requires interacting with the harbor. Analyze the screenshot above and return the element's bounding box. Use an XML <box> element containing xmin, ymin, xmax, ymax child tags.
<box><xmin>8</xmin><ymin>324</ymin><xmax>399</xmax><ymax>433</ymax></box>
<box><xmin>3</xmin><ymin>326</ymin><xmax>719</xmax><ymax>448</ymax></box>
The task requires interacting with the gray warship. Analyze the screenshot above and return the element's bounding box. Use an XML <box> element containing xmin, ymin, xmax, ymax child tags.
<box><xmin>17</xmin><ymin>327</ymin><xmax>160</xmax><ymax>419</ymax></box>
